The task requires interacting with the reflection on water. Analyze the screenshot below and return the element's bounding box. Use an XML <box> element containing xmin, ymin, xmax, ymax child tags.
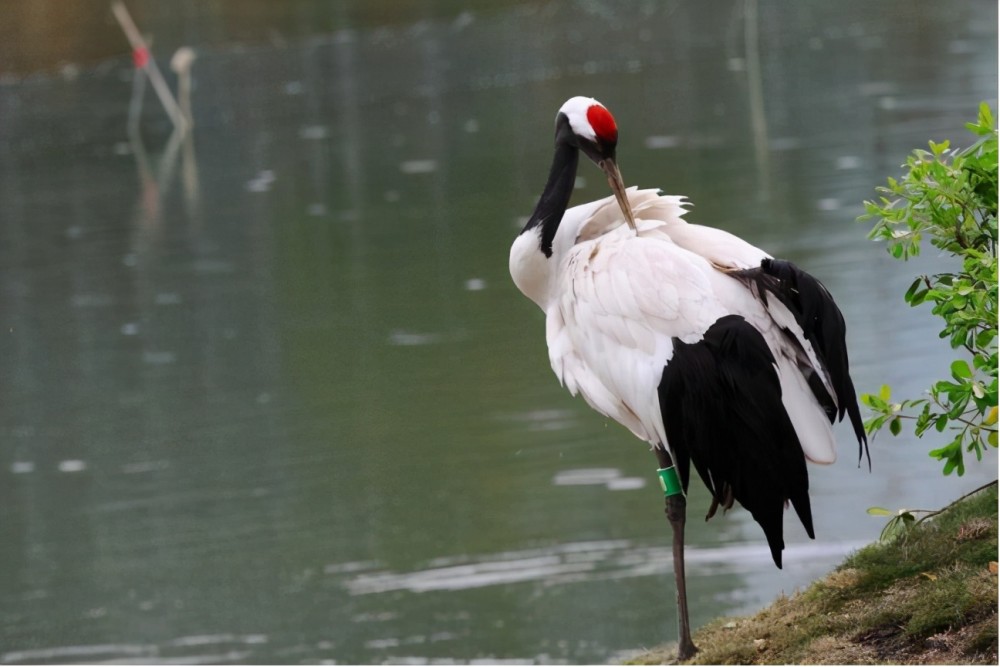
<box><xmin>1</xmin><ymin>0</ymin><xmax>997</xmax><ymax>663</ymax></box>
<box><xmin>339</xmin><ymin>538</ymin><xmax>866</xmax><ymax>596</ymax></box>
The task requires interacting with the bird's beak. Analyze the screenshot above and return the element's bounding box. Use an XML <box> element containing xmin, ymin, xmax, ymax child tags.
<box><xmin>599</xmin><ymin>158</ymin><xmax>637</xmax><ymax>231</ymax></box>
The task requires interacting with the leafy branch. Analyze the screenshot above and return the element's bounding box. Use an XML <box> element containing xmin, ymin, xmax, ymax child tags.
<box><xmin>858</xmin><ymin>102</ymin><xmax>998</xmax><ymax>477</ymax></box>
<box><xmin>867</xmin><ymin>480</ymin><xmax>998</xmax><ymax>542</ymax></box>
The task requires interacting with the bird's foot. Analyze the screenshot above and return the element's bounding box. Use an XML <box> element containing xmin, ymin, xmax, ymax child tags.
<box><xmin>677</xmin><ymin>637</ymin><xmax>698</xmax><ymax>661</ymax></box>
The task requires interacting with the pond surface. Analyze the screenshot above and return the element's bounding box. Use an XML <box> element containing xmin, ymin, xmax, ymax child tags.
<box><xmin>0</xmin><ymin>0</ymin><xmax>997</xmax><ymax>663</ymax></box>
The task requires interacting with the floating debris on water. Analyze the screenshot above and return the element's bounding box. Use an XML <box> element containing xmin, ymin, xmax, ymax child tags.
<box><xmin>142</xmin><ymin>351</ymin><xmax>177</xmax><ymax>365</ymax></box>
<box><xmin>553</xmin><ymin>468</ymin><xmax>645</xmax><ymax>490</ymax></box>
<box><xmin>57</xmin><ymin>460</ymin><xmax>87</xmax><ymax>473</ymax></box>
<box><xmin>504</xmin><ymin>408</ymin><xmax>576</xmax><ymax>432</ymax></box>
<box><xmin>10</xmin><ymin>461</ymin><xmax>35</xmax><ymax>474</ymax></box>
<box><xmin>388</xmin><ymin>330</ymin><xmax>444</xmax><ymax>346</ymax></box>
<box><xmin>552</xmin><ymin>468</ymin><xmax>622</xmax><ymax>486</ymax></box>
<box><xmin>299</xmin><ymin>125</ymin><xmax>330</xmax><ymax>140</ymax></box>
<box><xmin>835</xmin><ymin>155</ymin><xmax>863</xmax><ymax>170</ymax></box>
<box><xmin>644</xmin><ymin>135</ymin><xmax>679</xmax><ymax>150</ymax></box>
<box><xmin>605</xmin><ymin>477</ymin><xmax>646</xmax><ymax>491</ymax></box>
<box><xmin>0</xmin><ymin>644</ymin><xmax>155</xmax><ymax>664</ymax></box>
<box><xmin>352</xmin><ymin>611</ymin><xmax>398</xmax><ymax>623</ymax></box>
<box><xmin>399</xmin><ymin>160</ymin><xmax>438</xmax><ymax>175</ymax></box>
<box><xmin>164</xmin><ymin>634</ymin><xmax>268</xmax><ymax>648</ymax></box>
<box><xmin>246</xmin><ymin>170</ymin><xmax>276</xmax><ymax>192</ymax></box>
<box><xmin>154</xmin><ymin>292</ymin><xmax>183</xmax><ymax>306</ymax></box>
<box><xmin>464</xmin><ymin>278</ymin><xmax>486</xmax><ymax>292</ymax></box>
<box><xmin>323</xmin><ymin>560</ymin><xmax>381</xmax><ymax>575</ymax></box>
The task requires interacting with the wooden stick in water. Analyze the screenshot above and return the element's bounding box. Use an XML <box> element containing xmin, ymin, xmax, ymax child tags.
<box><xmin>111</xmin><ymin>0</ymin><xmax>187</xmax><ymax>132</ymax></box>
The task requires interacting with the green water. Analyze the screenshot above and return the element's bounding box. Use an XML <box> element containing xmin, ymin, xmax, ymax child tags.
<box><xmin>0</xmin><ymin>0</ymin><xmax>996</xmax><ymax>663</ymax></box>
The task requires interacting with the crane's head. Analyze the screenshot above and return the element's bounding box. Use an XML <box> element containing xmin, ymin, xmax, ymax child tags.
<box><xmin>556</xmin><ymin>96</ymin><xmax>636</xmax><ymax>230</ymax></box>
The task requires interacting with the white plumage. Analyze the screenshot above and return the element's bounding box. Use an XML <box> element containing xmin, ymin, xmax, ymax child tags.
<box><xmin>511</xmin><ymin>187</ymin><xmax>838</xmax><ymax>464</ymax></box>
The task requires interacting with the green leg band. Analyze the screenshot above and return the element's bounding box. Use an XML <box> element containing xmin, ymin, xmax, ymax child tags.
<box><xmin>657</xmin><ymin>466</ymin><xmax>684</xmax><ymax>497</ymax></box>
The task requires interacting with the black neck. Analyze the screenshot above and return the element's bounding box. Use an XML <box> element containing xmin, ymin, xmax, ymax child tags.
<box><xmin>521</xmin><ymin>125</ymin><xmax>579</xmax><ymax>258</ymax></box>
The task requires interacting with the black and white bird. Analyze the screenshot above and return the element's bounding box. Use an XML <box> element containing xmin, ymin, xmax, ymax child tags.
<box><xmin>509</xmin><ymin>96</ymin><xmax>868</xmax><ymax>659</ymax></box>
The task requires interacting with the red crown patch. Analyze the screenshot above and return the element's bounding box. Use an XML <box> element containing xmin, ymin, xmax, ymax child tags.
<box><xmin>586</xmin><ymin>105</ymin><xmax>618</xmax><ymax>144</ymax></box>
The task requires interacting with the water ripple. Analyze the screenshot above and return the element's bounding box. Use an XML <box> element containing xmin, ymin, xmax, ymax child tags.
<box><xmin>341</xmin><ymin>539</ymin><xmax>866</xmax><ymax>596</ymax></box>
<box><xmin>1</xmin><ymin>635</ymin><xmax>268</xmax><ymax>665</ymax></box>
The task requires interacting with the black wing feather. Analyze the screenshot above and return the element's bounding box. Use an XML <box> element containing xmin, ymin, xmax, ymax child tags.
<box><xmin>733</xmin><ymin>258</ymin><xmax>870</xmax><ymax>468</ymax></box>
<box><xmin>659</xmin><ymin>315</ymin><xmax>813</xmax><ymax>568</ymax></box>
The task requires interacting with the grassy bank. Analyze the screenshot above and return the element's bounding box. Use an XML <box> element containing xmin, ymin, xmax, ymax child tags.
<box><xmin>631</xmin><ymin>482</ymin><xmax>998</xmax><ymax>665</ymax></box>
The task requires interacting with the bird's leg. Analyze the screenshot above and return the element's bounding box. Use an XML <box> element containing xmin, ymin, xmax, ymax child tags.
<box><xmin>655</xmin><ymin>447</ymin><xmax>698</xmax><ymax>661</ymax></box>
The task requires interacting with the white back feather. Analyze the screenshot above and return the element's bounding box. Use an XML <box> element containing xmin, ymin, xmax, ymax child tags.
<box><xmin>510</xmin><ymin>187</ymin><xmax>838</xmax><ymax>463</ymax></box>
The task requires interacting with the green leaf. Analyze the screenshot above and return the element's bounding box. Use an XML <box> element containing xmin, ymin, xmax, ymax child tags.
<box><xmin>909</xmin><ymin>288</ymin><xmax>929</xmax><ymax>305</ymax></box>
<box><xmin>929</xmin><ymin>440</ymin><xmax>960</xmax><ymax>459</ymax></box>
<box><xmin>889</xmin><ymin>416</ymin><xmax>902</xmax><ymax>436</ymax></box>
<box><xmin>880</xmin><ymin>515</ymin><xmax>908</xmax><ymax>542</ymax></box>
<box><xmin>878</xmin><ymin>384</ymin><xmax>892</xmax><ymax>402</ymax></box>
<box><xmin>935</xmin><ymin>415</ymin><xmax>949</xmax><ymax>432</ymax></box>
<box><xmin>933</xmin><ymin>380</ymin><xmax>960</xmax><ymax>393</ymax></box>
<box><xmin>904</xmin><ymin>278</ymin><xmax>923</xmax><ymax>302</ymax></box>
<box><xmin>943</xmin><ymin>458</ymin><xmax>957</xmax><ymax>475</ymax></box>
<box><xmin>977</xmin><ymin>101</ymin><xmax>994</xmax><ymax>133</ymax></box>
<box><xmin>948</xmin><ymin>399</ymin><xmax>970</xmax><ymax>420</ymax></box>
<box><xmin>951</xmin><ymin>359</ymin><xmax>973</xmax><ymax>379</ymax></box>
<box><xmin>866</xmin><ymin>507</ymin><xmax>893</xmax><ymax>516</ymax></box>
<box><xmin>929</xmin><ymin>139</ymin><xmax>950</xmax><ymax>156</ymax></box>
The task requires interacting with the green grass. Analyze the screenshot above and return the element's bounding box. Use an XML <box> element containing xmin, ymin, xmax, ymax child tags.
<box><xmin>630</xmin><ymin>483</ymin><xmax>998</xmax><ymax>665</ymax></box>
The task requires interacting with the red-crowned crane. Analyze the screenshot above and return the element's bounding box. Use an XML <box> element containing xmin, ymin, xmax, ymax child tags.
<box><xmin>508</xmin><ymin>96</ymin><xmax>868</xmax><ymax>659</ymax></box>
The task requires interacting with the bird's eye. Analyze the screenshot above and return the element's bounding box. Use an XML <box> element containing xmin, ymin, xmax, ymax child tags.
<box><xmin>586</xmin><ymin>105</ymin><xmax>618</xmax><ymax>145</ymax></box>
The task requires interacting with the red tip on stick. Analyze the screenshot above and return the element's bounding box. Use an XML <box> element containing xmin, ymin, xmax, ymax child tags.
<box><xmin>132</xmin><ymin>46</ymin><xmax>149</xmax><ymax>69</ymax></box>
